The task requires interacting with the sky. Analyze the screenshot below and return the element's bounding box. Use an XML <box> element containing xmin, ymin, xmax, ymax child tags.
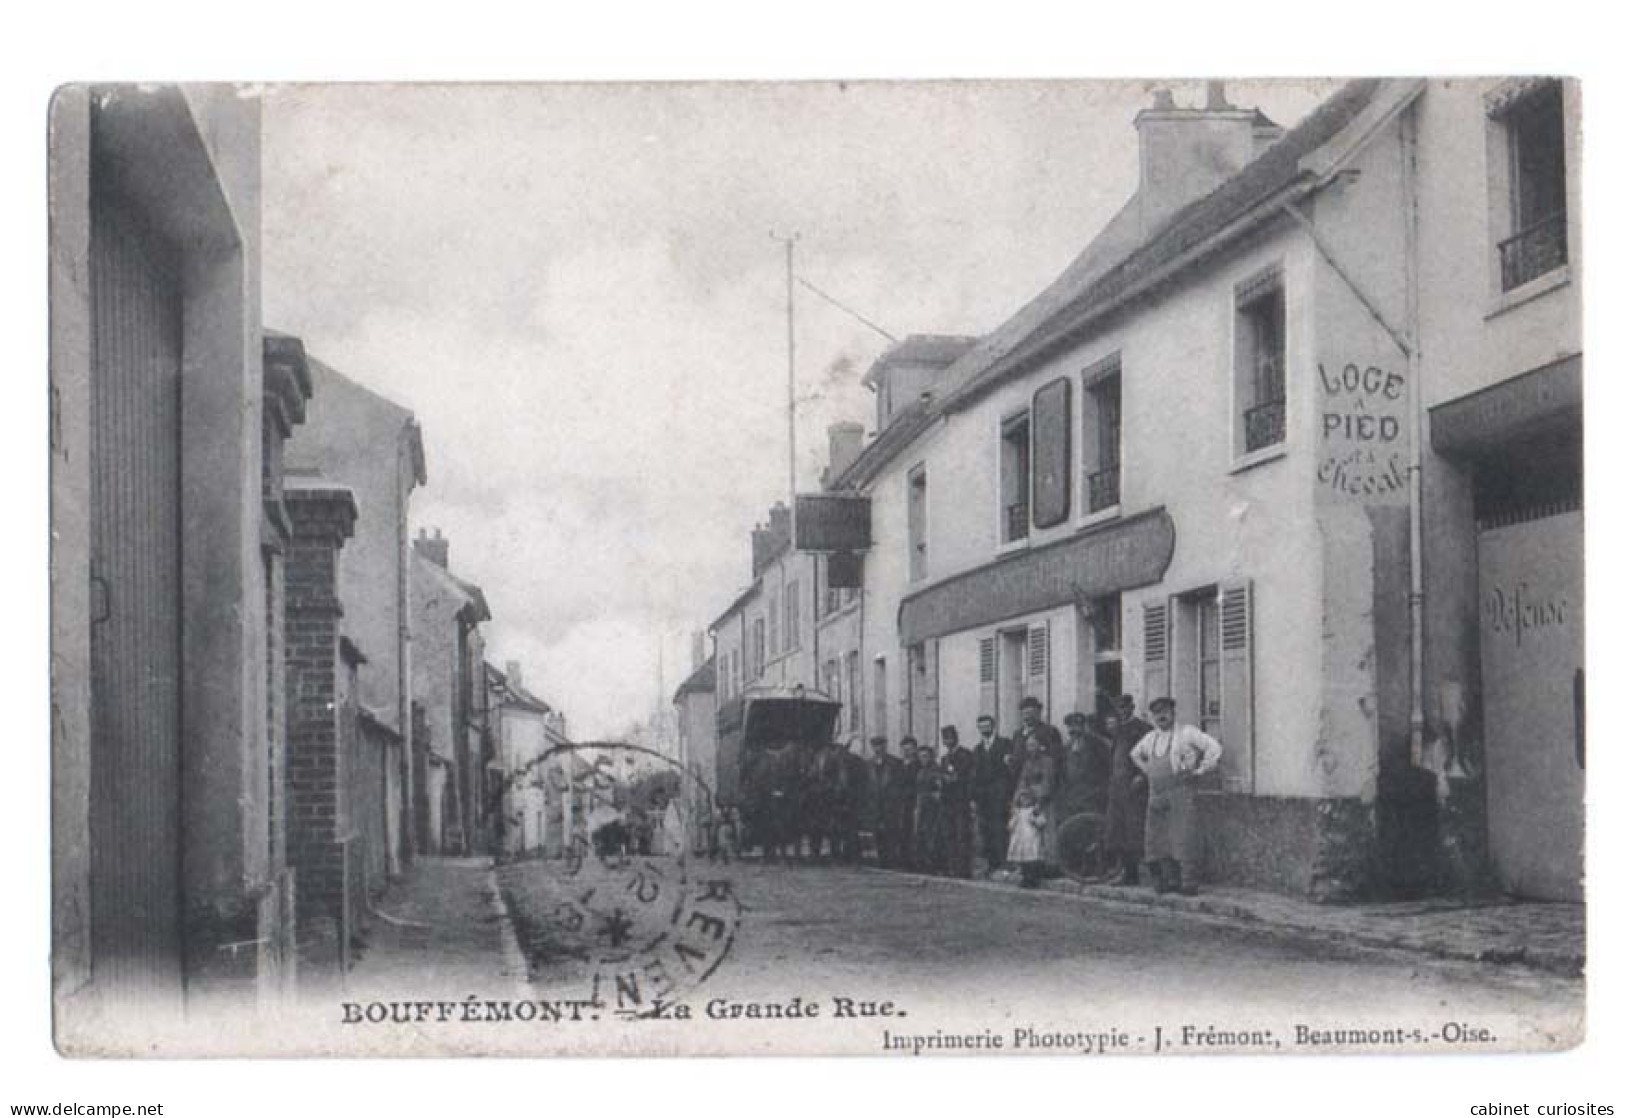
<box><xmin>260</xmin><ymin>79</ymin><xmax>1332</xmax><ymax>738</ymax></box>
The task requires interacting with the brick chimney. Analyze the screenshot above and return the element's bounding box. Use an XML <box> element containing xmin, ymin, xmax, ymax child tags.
<box><xmin>414</xmin><ymin>526</ymin><xmax>449</xmax><ymax>568</ymax></box>
<box><xmin>823</xmin><ymin>421</ymin><xmax>866</xmax><ymax>488</ymax></box>
<box><xmin>283</xmin><ymin>485</ymin><xmax>358</xmax><ymax>971</ymax></box>
<box><xmin>1134</xmin><ymin>81</ymin><xmax>1264</xmax><ymax>235</ymax></box>
<box><xmin>750</xmin><ymin>501</ymin><xmax>793</xmax><ymax>576</ymax></box>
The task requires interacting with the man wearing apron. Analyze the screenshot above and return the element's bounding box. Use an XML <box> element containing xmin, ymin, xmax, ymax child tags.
<box><xmin>1130</xmin><ymin>696</ymin><xmax>1223</xmax><ymax>895</ymax></box>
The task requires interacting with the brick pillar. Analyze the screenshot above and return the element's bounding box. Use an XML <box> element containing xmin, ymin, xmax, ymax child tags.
<box><xmin>284</xmin><ymin>487</ymin><xmax>357</xmax><ymax>965</ymax></box>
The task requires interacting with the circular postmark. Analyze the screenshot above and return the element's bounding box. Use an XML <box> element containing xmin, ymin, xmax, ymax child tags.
<box><xmin>497</xmin><ymin>741</ymin><xmax>742</xmax><ymax>1020</ymax></box>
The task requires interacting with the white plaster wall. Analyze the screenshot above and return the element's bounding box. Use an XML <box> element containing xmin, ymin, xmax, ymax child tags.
<box><xmin>1413</xmin><ymin>79</ymin><xmax>1581</xmax><ymax>410</ymax></box>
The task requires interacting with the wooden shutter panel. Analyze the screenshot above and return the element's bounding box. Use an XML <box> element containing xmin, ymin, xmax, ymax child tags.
<box><xmin>1031</xmin><ymin>378</ymin><xmax>1073</xmax><ymax>528</ymax></box>
<box><xmin>1142</xmin><ymin>601</ymin><xmax>1170</xmax><ymax>706</ymax></box>
<box><xmin>1218</xmin><ymin>578</ymin><xmax>1255</xmax><ymax>793</ymax></box>
<box><xmin>1026</xmin><ymin>622</ymin><xmax>1050</xmax><ymax>711</ymax></box>
<box><xmin>978</xmin><ymin>637</ymin><xmax>997</xmax><ymax>721</ymax></box>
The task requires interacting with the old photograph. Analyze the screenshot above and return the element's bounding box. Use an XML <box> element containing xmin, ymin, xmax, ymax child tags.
<box><xmin>46</xmin><ymin>76</ymin><xmax>1584</xmax><ymax>1058</ymax></box>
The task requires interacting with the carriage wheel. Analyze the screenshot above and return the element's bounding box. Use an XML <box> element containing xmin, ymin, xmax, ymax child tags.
<box><xmin>1056</xmin><ymin>812</ymin><xmax>1107</xmax><ymax>883</ymax></box>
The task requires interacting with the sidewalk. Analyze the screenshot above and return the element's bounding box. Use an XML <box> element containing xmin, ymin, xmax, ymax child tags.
<box><xmin>344</xmin><ymin>856</ymin><xmax>527</xmax><ymax>999</ymax></box>
<box><xmin>876</xmin><ymin>866</ymin><xmax>1585</xmax><ymax>977</ymax></box>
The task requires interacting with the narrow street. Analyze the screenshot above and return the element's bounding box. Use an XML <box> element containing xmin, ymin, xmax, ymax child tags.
<box><xmin>314</xmin><ymin>855</ymin><xmax>1583</xmax><ymax>1058</ymax></box>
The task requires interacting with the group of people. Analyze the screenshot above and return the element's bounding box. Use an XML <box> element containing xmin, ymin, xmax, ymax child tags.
<box><xmin>720</xmin><ymin>691</ymin><xmax>1223</xmax><ymax>897</ymax></box>
<box><xmin>869</xmin><ymin>692</ymin><xmax>1223</xmax><ymax>896</ymax></box>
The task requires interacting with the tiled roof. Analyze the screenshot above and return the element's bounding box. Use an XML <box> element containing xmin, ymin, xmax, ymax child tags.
<box><xmin>940</xmin><ymin>79</ymin><xmax>1384</xmax><ymax>410</ymax></box>
<box><xmin>674</xmin><ymin>657</ymin><xmax>716</xmax><ymax>701</ymax></box>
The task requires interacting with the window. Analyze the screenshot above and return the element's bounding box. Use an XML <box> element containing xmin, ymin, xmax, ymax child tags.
<box><xmin>1497</xmin><ymin>82</ymin><xmax>1568</xmax><ymax>291</ymax></box>
<box><xmin>1000</xmin><ymin>411</ymin><xmax>1031</xmax><ymax>543</ymax></box>
<box><xmin>1235</xmin><ymin>271</ymin><xmax>1286</xmax><ymax>455</ymax></box>
<box><xmin>785</xmin><ymin>580</ymin><xmax>801</xmax><ymax>650</ymax></box>
<box><xmin>751</xmin><ymin>618</ymin><xmax>766</xmax><ymax>679</ymax></box>
<box><xmin>1195</xmin><ymin>591</ymin><xmax>1222</xmax><ymax>740</ymax></box>
<box><xmin>907</xmin><ymin>465</ymin><xmax>928</xmax><ymax>581</ymax></box>
<box><xmin>1082</xmin><ymin>361</ymin><xmax>1122</xmax><ymax>513</ymax></box>
<box><xmin>767</xmin><ymin>591</ymin><xmax>780</xmax><ymax>658</ymax></box>
<box><xmin>1144</xmin><ymin>582</ymin><xmax>1255</xmax><ymax>793</ymax></box>
<box><xmin>1093</xmin><ymin>593</ymin><xmax>1122</xmax><ymax>653</ymax></box>
<box><xmin>1031</xmin><ymin>378</ymin><xmax>1072</xmax><ymax>528</ymax></box>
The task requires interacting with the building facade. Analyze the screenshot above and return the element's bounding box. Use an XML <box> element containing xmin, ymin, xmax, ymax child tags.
<box><xmin>409</xmin><ymin>531</ymin><xmax>492</xmax><ymax>855</ymax></box>
<box><xmin>50</xmin><ymin>85</ymin><xmax>305</xmax><ymax>1047</ymax></box>
<box><xmin>488</xmin><ymin>661</ymin><xmax>568</xmax><ymax>857</ymax></box>
<box><xmin>673</xmin><ymin>655</ymin><xmax>718</xmax><ymax>850</ymax></box>
<box><xmin>284</xmin><ymin>357</ymin><xmax>427</xmax><ymax>876</ymax></box>
<box><xmin>784</xmin><ymin>78</ymin><xmax>1581</xmax><ymax>903</ymax></box>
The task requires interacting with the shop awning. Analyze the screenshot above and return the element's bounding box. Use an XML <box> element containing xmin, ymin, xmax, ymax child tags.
<box><xmin>898</xmin><ymin>507</ymin><xmax>1175</xmax><ymax>646</ymax></box>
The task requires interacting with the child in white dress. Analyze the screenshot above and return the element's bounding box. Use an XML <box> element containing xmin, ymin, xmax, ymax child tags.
<box><xmin>1007</xmin><ymin>790</ymin><xmax>1047</xmax><ymax>888</ymax></box>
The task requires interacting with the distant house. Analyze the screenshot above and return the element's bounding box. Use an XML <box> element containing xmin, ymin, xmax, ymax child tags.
<box><xmin>672</xmin><ymin>654</ymin><xmax>717</xmax><ymax>851</ymax></box>
<box><xmin>410</xmin><ymin>531</ymin><xmax>492</xmax><ymax>855</ymax></box>
<box><xmin>488</xmin><ymin>661</ymin><xmax>569</xmax><ymax>856</ymax></box>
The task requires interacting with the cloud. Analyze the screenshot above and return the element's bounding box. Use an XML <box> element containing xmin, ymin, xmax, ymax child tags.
<box><xmin>261</xmin><ymin>80</ymin><xmax>1324</xmax><ymax>736</ymax></box>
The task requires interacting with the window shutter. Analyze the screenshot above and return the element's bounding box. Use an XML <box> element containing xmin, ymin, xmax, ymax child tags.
<box><xmin>978</xmin><ymin>637</ymin><xmax>997</xmax><ymax>722</ymax></box>
<box><xmin>1026</xmin><ymin>622</ymin><xmax>1050</xmax><ymax>711</ymax></box>
<box><xmin>1031</xmin><ymin>378</ymin><xmax>1073</xmax><ymax>528</ymax></box>
<box><xmin>1218</xmin><ymin>579</ymin><xmax>1254</xmax><ymax>793</ymax></box>
<box><xmin>1142</xmin><ymin>601</ymin><xmax>1169</xmax><ymax>706</ymax></box>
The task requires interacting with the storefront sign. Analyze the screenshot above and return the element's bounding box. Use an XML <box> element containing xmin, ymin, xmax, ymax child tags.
<box><xmin>1430</xmin><ymin>354</ymin><xmax>1581</xmax><ymax>456</ymax></box>
<box><xmin>794</xmin><ymin>493</ymin><xmax>872</xmax><ymax>551</ymax></box>
<box><xmin>898</xmin><ymin>507</ymin><xmax>1174</xmax><ymax>645</ymax></box>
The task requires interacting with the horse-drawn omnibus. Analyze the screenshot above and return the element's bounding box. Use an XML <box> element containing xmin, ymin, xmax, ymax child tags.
<box><xmin>715</xmin><ymin>685</ymin><xmax>842</xmax><ymax>857</ymax></box>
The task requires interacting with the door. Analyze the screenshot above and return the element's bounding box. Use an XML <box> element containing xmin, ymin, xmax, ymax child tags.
<box><xmin>1480</xmin><ymin>510</ymin><xmax>1584</xmax><ymax>901</ymax></box>
<box><xmin>89</xmin><ymin>181</ymin><xmax>185</xmax><ymax>1004</ymax></box>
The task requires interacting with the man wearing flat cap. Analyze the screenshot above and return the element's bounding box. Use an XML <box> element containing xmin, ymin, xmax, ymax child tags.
<box><xmin>1130</xmin><ymin>696</ymin><xmax>1222</xmax><ymax>895</ymax></box>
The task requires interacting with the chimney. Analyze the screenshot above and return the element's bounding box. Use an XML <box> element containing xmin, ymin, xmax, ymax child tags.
<box><xmin>414</xmin><ymin>526</ymin><xmax>449</xmax><ymax>569</ymax></box>
<box><xmin>823</xmin><ymin>421</ymin><xmax>865</xmax><ymax>488</ymax></box>
<box><xmin>1134</xmin><ymin>81</ymin><xmax>1260</xmax><ymax>235</ymax></box>
<box><xmin>691</xmin><ymin>631</ymin><xmax>706</xmax><ymax>672</ymax></box>
<box><xmin>750</xmin><ymin>503</ymin><xmax>793</xmax><ymax>577</ymax></box>
<box><xmin>505</xmin><ymin>660</ymin><xmax>522</xmax><ymax>691</ymax></box>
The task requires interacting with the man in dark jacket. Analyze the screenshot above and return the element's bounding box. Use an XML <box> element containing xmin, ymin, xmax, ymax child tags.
<box><xmin>971</xmin><ymin>714</ymin><xmax>1015</xmax><ymax>871</ymax></box>
<box><xmin>1103</xmin><ymin>694</ymin><xmax>1153</xmax><ymax>885</ymax></box>
<box><xmin>869</xmin><ymin>736</ymin><xmax>902</xmax><ymax>867</ymax></box>
<box><xmin>897</xmin><ymin>737</ymin><xmax>921</xmax><ymax>870</ymax></box>
<box><xmin>940</xmin><ymin>725</ymin><xmax>977</xmax><ymax>879</ymax></box>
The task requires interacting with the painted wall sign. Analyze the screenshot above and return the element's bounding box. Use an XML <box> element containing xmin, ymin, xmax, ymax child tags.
<box><xmin>1315</xmin><ymin>359</ymin><xmax>1411</xmax><ymax>505</ymax></box>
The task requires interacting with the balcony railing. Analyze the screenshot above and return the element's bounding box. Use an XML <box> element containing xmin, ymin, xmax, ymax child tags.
<box><xmin>1088</xmin><ymin>465</ymin><xmax>1121</xmax><ymax>512</ymax></box>
<box><xmin>1004</xmin><ymin>501</ymin><xmax>1029</xmax><ymax>542</ymax></box>
<box><xmin>1499</xmin><ymin>211</ymin><xmax>1568</xmax><ymax>292</ymax></box>
<box><xmin>1243</xmin><ymin>399</ymin><xmax>1286</xmax><ymax>453</ymax></box>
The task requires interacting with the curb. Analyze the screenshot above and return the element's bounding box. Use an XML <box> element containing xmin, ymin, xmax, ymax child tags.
<box><xmin>859</xmin><ymin>865</ymin><xmax>1584</xmax><ymax>979</ymax></box>
<box><xmin>485</xmin><ymin>861</ymin><xmax>536</xmax><ymax>995</ymax></box>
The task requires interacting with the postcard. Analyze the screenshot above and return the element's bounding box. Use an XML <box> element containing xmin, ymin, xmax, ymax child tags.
<box><xmin>47</xmin><ymin>76</ymin><xmax>1584</xmax><ymax>1057</ymax></box>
